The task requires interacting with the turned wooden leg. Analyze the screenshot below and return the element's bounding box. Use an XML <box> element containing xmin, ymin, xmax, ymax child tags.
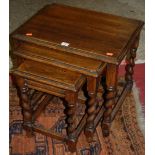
<box><xmin>96</xmin><ymin>77</ymin><xmax>104</xmax><ymax>114</ymax></box>
<box><xmin>125</xmin><ymin>35</ymin><xmax>139</xmax><ymax>89</ymax></box>
<box><xmin>85</xmin><ymin>77</ymin><xmax>99</xmax><ymax>141</ymax></box>
<box><xmin>101</xmin><ymin>64</ymin><xmax>118</xmax><ymax>137</ymax></box>
<box><xmin>16</xmin><ymin>77</ymin><xmax>33</xmax><ymax>136</ymax></box>
<box><xmin>65</xmin><ymin>92</ymin><xmax>77</xmax><ymax>152</ymax></box>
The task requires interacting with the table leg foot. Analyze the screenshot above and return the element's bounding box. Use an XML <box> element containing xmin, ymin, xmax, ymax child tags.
<box><xmin>23</xmin><ymin>123</ymin><xmax>35</xmax><ymax>137</ymax></box>
<box><xmin>66</xmin><ymin>135</ymin><xmax>77</xmax><ymax>153</ymax></box>
<box><xmin>101</xmin><ymin>123</ymin><xmax>110</xmax><ymax>137</ymax></box>
<box><xmin>84</xmin><ymin>126</ymin><xmax>94</xmax><ymax>142</ymax></box>
<box><xmin>25</xmin><ymin>128</ymin><xmax>34</xmax><ymax>137</ymax></box>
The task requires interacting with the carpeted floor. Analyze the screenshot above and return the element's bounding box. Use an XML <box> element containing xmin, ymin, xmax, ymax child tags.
<box><xmin>9</xmin><ymin>83</ymin><xmax>144</xmax><ymax>155</ymax></box>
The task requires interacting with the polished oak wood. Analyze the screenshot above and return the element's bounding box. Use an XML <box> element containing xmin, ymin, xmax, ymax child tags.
<box><xmin>101</xmin><ymin>34</ymin><xmax>142</xmax><ymax>136</ymax></box>
<box><xmin>12</xmin><ymin>60</ymin><xmax>86</xmax><ymax>152</ymax></box>
<box><xmin>10</xmin><ymin>3</ymin><xmax>144</xmax><ymax>147</ymax></box>
<box><xmin>13</xmin><ymin>43</ymin><xmax>105</xmax><ymax>77</ymax></box>
<box><xmin>13</xmin><ymin>60</ymin><xmax>85</xmax><ymax>92</ymax></box>
<box><xmin>11</xmin><ymin>3</ymin><xmax>144</xmax><ymax>64</ymax></box>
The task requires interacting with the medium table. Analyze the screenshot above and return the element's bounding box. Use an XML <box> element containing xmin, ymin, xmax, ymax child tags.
<box><xmin>10</xmin><ymin>3</ymin><xmax>144</xmax><ymax>137</ymax></box>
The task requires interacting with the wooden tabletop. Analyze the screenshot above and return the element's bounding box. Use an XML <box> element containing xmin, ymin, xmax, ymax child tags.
<box><xmin>14</xmin><ymin>43</ymin><xmax>106</xmax><ymax>77</ymax></box>
<box><xmin>11</xmin><ymin>3</ymin><xmax>144</xmax><ymax>64</ymax></box>
<box><xmin>13</xmin><ymin>60</ymin><xmax>86</xmax><ymax>91</ymax></box>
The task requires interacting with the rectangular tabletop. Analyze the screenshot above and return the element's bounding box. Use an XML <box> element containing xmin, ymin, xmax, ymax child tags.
<box><xmin>13</xmin><ymin>60</ymin><xmax>85</xmax><ymax>92</ymax></box>
<box><xmin>14</xmin><ymin>43</ymin><xmax>106</xmax><ymax>77</ymax></box>
<box><xmin>11</xmin><ymin>3</ymin><xmax>144</xmax><ymax>64</ymax></box>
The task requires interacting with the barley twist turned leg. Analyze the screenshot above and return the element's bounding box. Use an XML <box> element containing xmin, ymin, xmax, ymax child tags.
<box><xmin>96</xmin><ymin>78</ymin><xmax>105</xmax><ymax>115</ymax></box>
<box><xmin>17</xmin><ymin>78</ymin><xmax>33</xmax><ymax>136</ymax></box>
<box><xmin>125</xmin><ymin>35</ymin><xmax>139</xmax><ymax>88</ymax></box>
<box><xmin>86</xmin><ymin>92</ymin><xmax>96</xmax><ymax>127</ymax></box>
<box><xmin>21</xmin><ymin>83</ymin><xmax>32</xmax><ymax>123</ymax></box>
<box><xmin>101</xmin><ymin>64</ymin><xmax>118</xmax><ymax>137</ymax></box>
<box><xmin>102</xmin><ymin>86</ymin><xmax>116</xmax><ymax>136</ymax></box>
<box><xmin>65</xmin><ymin>92</ymin><xmax>77</xmax><ymax>153</ymax></box>
<box><xmin>85</xmin><ymin>77</ymin><xmax>98</xmax><ymax>141</ymax></box>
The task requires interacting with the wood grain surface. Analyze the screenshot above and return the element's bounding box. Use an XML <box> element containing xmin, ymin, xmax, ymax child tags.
<box><xmin>11</xmin><ymin>3</ymin><xmax>144</xmax><ymax>64</ymax></box>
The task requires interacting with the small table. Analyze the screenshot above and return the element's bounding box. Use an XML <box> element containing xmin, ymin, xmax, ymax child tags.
<box><xmin>10</xmin><ymin>3</ymin><xmax>144</xmax><ymax>137</ymax></box>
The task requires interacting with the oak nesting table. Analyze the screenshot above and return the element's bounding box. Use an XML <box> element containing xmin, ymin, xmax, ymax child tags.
<box><xmin>10</xmin><ymin>3</ymin><xmax>144</xmax><ymax>152</ymax></box>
